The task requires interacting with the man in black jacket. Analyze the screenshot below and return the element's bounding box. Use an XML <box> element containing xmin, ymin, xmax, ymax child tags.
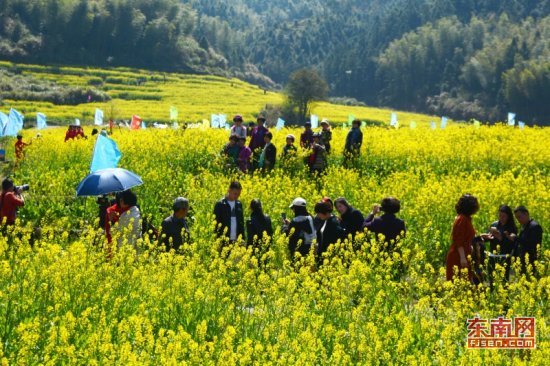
<box><xmin>214</xmin><ymin>181</ymin><xmax>245</xmax><ymax>243</ymax></box>
<box><xmin>259</xmin><ymin>132</ymin><xmax>276</xmax><ymax>172</ymax></box>
<box><xmin>159</xmin><ymin>197</ymin><xmax>190</xmax><ymax>252</ymax></box>
<box><xmin>507</xmin><ymin>206</ymin><xmax>543</xmax><ymax>276</ymax></box>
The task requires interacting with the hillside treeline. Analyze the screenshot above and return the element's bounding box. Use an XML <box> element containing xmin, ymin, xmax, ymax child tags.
<box><xmin>1</xmin><ymin>0</ymin><xmax>550</xmax><ymax>123</ymax></box>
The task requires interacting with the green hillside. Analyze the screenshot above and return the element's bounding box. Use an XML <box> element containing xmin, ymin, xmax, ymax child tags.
<box><xmin>0</xmin><ymin>61</ymin><xmax>441</xmax><ymax>126</ymax></box>
<box><xmin>2</xmin><ymin>0</ymin><xmax>549</xmax><ymax>123</ymax></box>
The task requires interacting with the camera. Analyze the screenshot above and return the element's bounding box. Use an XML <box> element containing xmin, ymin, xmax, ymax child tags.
<box><xmin>15</xmin><ymin>184</ymin><xmax>30</xmax><ymax>193</ymax></box>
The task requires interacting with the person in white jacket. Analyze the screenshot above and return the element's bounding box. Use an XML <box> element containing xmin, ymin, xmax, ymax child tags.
<box><xmin>116</xmin><ymin>190</ymin><xmax>142</xmax><ymax>253</ymax></box>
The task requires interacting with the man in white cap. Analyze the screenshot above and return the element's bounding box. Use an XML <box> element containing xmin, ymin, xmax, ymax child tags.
<box><xmin>159</xmin><ymin>197</ymin><xmax>190</xmax><ymax>251</ymax></box>
<box><xmin>282</xmin><ymin>197</ymin><xmax>316</xmax><ymax>259</ymax></box>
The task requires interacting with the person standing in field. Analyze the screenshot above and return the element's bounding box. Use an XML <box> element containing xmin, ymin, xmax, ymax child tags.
<box><xmin>115</xmin><ymin>190</ymin><xmax>142</xmax><ymax>253</ymax></box>
<box><xmin>221</xmin><ymin>135</ymin><xmax>240</xmax><ymax>169</ymax></box>
<box><xmin>282</xmin><ymin>197</ymin><xmax>316</xmax><ymax>259</ymax></box>
<box><xmin>314</xmin><ymin>201</ymin><xmax>345</xmax><ymax>265</ymax></box>
<box><xmin>230</xmin><ymin>115</ymin><xmax>247</xmax><ymax>139</ymax></box>
<box><xmin>334</xmin><ymin>197</ymin><xmax>365</xmax><ymax>240</ymax></box>
<box><xmin>249</xmin><ymin>116</ymin><xmax>268</xmax><ymax>151</ymax></box>
<box><xmin>307</xmin><ymin>133</ymin><xmax>327</xmax><ymax>175</ymax></box>
<box><xmin>363</xmin><ymin>197</ymin><xmax>406</xmax><ymax>246</ymax></box>
<box><xmin>320</xmin><ymin>119</ymin><xmax>332</xmax><ymax>154</ymax></box>
<box><xmin>249</xmin><ymin>116</ymin><xmax>269</xmax><ymax>171</ymax></box>
<box><xmin>282</xmin><ymin>134</ymin><xmax>297</xmax><ymax>157</ymax></box>
<box><xmin>506</xmin><ymin>206</ymin><xmax>543</xmax><ymax>277</ymax></box>
<box><xmin>246</xmin><ymin>199</ymin><xmax>273</xmax><ymax>250</ymax></box>
<box><xmin>445</xmin><ymin>194</ymin><xmax>490</xmax><ymax>282</ymax></box>
<box><xmin>159</xmin><ymin>197</ymin><xmax>190</xmax><ymax>252</ymax></box>
<box><xmin>237</xmin><ymin>137</ymin><xmax>252</xmax><ymax>173</ymax></box>
<box><xmin>214</xmin><ymin>181</ymin><xmax>245</xmax><ymax>244</ymax></box>
<box><xmin>344</xmin><ymin>119</ymin><xmax>363</xmax><ymax>167</ymax></box>
<box><xmin>0</xmin><ymin>178</ymin><xmax>24</xmax><ymax>227</ymax></box>
<box><xmin>300</xmin><ymin>121</ymin><xmax>314</xmax><ymax>149</ymax></box>
<box><xmin>484</xmin><ymin>205</ymin><xmax>517</xmax><ymax>287</ymax></box>
<box><xmin>15</xmin><ymin>134</ymin><xmax>31</xmax><ymax>161</ymax></box>
<box><xmin>259</xmin><ymin>132</ymin><xmax>276</xmax><ymax>172</ymax></box>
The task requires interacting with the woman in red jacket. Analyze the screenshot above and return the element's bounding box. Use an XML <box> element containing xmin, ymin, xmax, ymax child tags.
<box><xmin>446</xmin><ymin>194</ymin><xmax>489</xmax><ymax>282</ymax></box>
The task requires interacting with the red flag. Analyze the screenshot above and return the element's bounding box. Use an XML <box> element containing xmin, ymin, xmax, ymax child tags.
<box><xmin>131</xmin><ymin>115</ymin><xmax>142</xmax><ymax>130</ymax></box>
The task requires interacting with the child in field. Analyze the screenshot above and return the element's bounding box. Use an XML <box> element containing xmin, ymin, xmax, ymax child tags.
<box><xmin>282</xmin><ymin>134</ymin><xmax>297</xmax><ymax>157</ymax></box>
<box><xmin>237</xmin><ymin>137</ymin><xmax>252</xmax><ymax>173</ymax></box>
<box><xmin>221</xmin><ymin>135</ymin><xmax>240</xmax><ymax>169</ymax></box>
<box><xmin>15</xmin><ymin>134</ymin><xmax>31</xmax><ymax>160</ymax></box>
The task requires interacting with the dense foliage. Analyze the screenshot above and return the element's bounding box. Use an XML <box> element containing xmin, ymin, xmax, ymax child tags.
<box><xmin>1</xmin><ymin>0</ymin><xmax>550</xmax><ymax>123</ymax></box>
<box><xmin>0</xmin><ymin>124</ymin><xmax>548</xmax><ymax>363</ymax></box>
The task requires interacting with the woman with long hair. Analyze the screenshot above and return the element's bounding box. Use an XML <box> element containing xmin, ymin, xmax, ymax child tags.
<box><xmin>486</xmin><ymin>205</ymin><xmax>518</xmax><ymax>286</ymax></box>
<box><xmin>246</xmin><ymin>199</ymin><xmax>273</xmax><ymax>250</ymax></box>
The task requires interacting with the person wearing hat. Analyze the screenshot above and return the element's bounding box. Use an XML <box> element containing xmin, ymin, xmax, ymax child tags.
<box><xmin>230</xmin><ymin>115</ymin><xmax>247</xmax><ymax>139</ymax></box>
<box><xmin>282</xmin><ymin>197</ymin><xmax>316</xmax><ymax>259</ymax></box>
<box><xmin>0</xmin><ymin>178</ymin><xmax>25</xmax><ymax>226</ymax></box>
<box><xmin>307</xmin><ymin>133</ymin><xmax>327</xmax><ymax>175</ymax></box>
<box><xmin>300</xmin><ymin>121</ymin><xmax>314</xmax><ymax>149</ymax></box>
<box><xmin>159</xmin><ymin>197</ymin><xmax>191</xmax><ymax>252</ymax></box>
<box><xmin>15</xmin><ymin>134</ymin><xmax>31</xmax><ymax>161</ymax></box>
<box><xmin>344</xmin><ymin>119</ymin><xmax>363</xmax><ymax>167</ymax></box>
<box><xmin>320</xmin><ymin>119</ymin><xmax>332</xmax><ymax>154</ymax></box>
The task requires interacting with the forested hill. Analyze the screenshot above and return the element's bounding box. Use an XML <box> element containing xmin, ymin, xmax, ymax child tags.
<box><xmin>1</xmin><ymin>0</ymin><xmax>550</xmax><ymax>124</ymax></box>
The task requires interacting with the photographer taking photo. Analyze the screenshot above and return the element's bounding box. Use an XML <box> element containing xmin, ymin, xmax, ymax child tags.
<box><xmin>0</xmin><ymin>178</ymin><xmax>26</xmax><ymax>226</ymax></box>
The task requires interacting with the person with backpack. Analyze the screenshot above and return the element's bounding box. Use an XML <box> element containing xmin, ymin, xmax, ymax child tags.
<box><xmin>246</xmin><ymin>199</ymin><xmax>273</xmax><ymax>251</ymax></box>
<box><xmin>314</xmin><ymin>201</ymin><xmax>345</xmax><ymax>265</ymax></box>
<box><xmin>307</xmin><ymin>133</ymin><xmax>327</xmax><ymax>175</ymax></box>
<box><xmin>282</xmin><ymin>197</ymin><xmax>316</xmax><ymax>259</ymax></box>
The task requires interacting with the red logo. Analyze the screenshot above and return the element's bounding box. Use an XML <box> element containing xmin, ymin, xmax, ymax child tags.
<box><xmin>467</xmin><ymin>316</ymin><xmax>536</xmax><ymax>349</ymax></box>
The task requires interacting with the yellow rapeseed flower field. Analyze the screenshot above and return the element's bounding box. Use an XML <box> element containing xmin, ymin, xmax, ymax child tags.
<box><xmin>0</xmin><ymin>61</ymin><xmax>440</xmax><ymax>126</ymax></box>
<box><xmin>0</xmin><ymin>122</ymin><xmax>547</xmax><ymax>364</ymax></box>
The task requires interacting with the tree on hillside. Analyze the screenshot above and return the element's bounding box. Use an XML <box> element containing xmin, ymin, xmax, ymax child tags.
<box><xmin>285</xmin><ymin>68</ymin><xmax>328</xmax><ymax>124</ymax></box>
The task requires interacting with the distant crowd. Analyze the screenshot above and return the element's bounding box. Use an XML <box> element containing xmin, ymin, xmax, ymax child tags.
<box><xmin>220</xmin><ymin>115</ymin><xmax>363</xmax><ymax>174</ymax></box>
